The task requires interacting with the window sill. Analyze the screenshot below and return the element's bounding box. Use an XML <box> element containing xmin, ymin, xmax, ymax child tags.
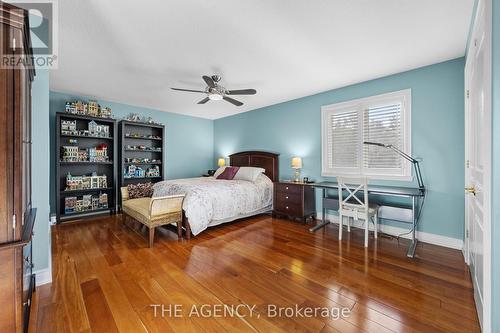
<box><xmin>321</xmin><ymin>171</ymin><xmax>413</xmax><ymax>182</ymax></box>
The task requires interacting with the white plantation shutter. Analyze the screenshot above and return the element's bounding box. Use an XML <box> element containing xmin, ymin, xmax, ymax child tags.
<box><xmin>321</xmin><ymin>90</ymin><xmax>411</xmax><ymax>180</ymax></box>
<box><xmin>363</xmin><ymin>102</ymin><xmax>403</xmax><ymax>172</ymax></box>
<box><xmin>330</xmin><ymin>110</ymin><xmax>360</xmax><ymax>169</ymax></box>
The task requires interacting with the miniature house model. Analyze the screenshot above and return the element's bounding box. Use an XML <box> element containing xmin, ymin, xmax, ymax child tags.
<box><xmin>62</xmin><ymin>146</ymin><xmax>79</xmax><ymax>162</ymax></box>
<box><xmin>61</xmin><ymin>120</ymin><xmax>77</xmax><ymax>134</ymax></box>
<box><xmin>64</xmin><ymin>100</ymin><xmax>113</xmax><ymax>118</ymax></box>
<box><xmin>65</xmin><ymin>172</ymin><xmax>107</xmax><ymax>190</ymax></box>
<box><xmin>75</xmin><ymin>101</ymin><xmax>86</xmax><ymax>115</ymax></box>
<box><xmin>100</xmin><ymin>107</ymin><xmax>112</xmax><ymax>118</ymax></box>
<box><xmin>124</xmin><ymin>164</ymin><xmax>160</xmax><ymax>179</ymax></box>
<box><xmin>87</xmin><ymin>101</ymin><xmax>99</xmax><ymax>117</ymax></box>
<box><xmin>64</xmin><ymin>192</ymin><xmax>108</xmax><ymax>213</ymax></box>
<box><xmin>88</xmin><ymin>121</ymin><xmax>110</xmax><ymax>137</ymax></box>
<box><xmin>146</xmin><ymin>165</ymin><xmax>160</xmax><ymax>178</ymax></box>
<box><xmin>89</xmin><ymin>144</ymin><xmax>108</xmax><ymax>162</ymax></box>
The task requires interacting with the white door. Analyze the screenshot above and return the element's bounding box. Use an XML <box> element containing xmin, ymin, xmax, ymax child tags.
<box><xmin>464</xmin><ymin>0</ymin><xmax>491</xmax><ymax>331</ymax></box>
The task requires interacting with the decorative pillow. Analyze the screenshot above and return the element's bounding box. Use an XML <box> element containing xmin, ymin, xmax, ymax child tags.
<box><xmin>233</xmin><ymin>167</ymin><xmax>265</xmax><ymax>182</ymax></box>
<box><xmin>213</xmin><ymin>166</ymin><xmax>226</xmax><ymax>178</ymax></box>
<box><xmin>127</xmin><ymin>182</ymin><xmax>154</xmax><ymax>199</ymax></box>
<box><xmin>216</xmin><ymin>166</ymin><xmax>240</xmax><ymax>180</ymax></box>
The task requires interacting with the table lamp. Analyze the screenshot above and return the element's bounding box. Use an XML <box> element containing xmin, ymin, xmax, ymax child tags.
<box><xmin>218</xmin><ymin>158</ymin><xmax>226</xmax><ymax>168</ymax></box>
<box><xmin>291</xmin><ymin>157</ymin><xmax>302</xmax><ymax>182</ymax></box>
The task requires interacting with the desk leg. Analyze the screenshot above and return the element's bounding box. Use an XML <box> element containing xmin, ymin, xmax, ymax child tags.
<box><xmin>407</xmin><ymin>196</ymin><xmax>417</xmax><ymax>258</ymax></box>
<box><xmin>309</xmin><ymin>188</ymin><xmax>329</xmax><ymax>233</ymax></box>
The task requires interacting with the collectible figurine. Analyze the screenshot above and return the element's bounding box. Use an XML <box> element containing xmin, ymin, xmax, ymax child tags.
<box><xmin>125</xmin><ymin>113</ymin><xmax>141</xmax><ymax>122</ymax></box>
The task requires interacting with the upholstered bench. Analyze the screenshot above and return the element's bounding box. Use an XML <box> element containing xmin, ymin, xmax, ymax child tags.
<box><xmin>121</xmin><ymin>186</ymin><xmax>185</xmax><ymax>247</ymax></box>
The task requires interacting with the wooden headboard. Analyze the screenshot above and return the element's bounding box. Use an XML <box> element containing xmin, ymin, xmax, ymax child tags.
<box><xmin>229</xmin><ymin>151</ymin><xmax>279</xmax><ymax>182</ymax></box>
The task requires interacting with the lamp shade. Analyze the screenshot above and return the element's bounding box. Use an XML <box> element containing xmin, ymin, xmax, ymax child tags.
<box><xmin>218</xmin><ymin>158</ymin><xmax>226</xmax><ymax>167</ymax></box>
<box><xmin>291</xmin><ymin>157</ymin><xmax>302</xmax><ymax>169</ymax></box>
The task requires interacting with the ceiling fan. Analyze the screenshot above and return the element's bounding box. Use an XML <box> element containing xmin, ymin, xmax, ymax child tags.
<box><xmin>171</xmin><ymin>75</ymin><xmax>256</xmax><ymax>106</ymax></box>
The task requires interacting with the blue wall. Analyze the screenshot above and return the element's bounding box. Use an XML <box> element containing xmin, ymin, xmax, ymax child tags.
<box><xmin>214</xmin><ymin>58</ymin><xmax>465</xmax><ymax>239</ymax></box>
<box><xmin>49</xmin><ymin>92</ymin><xmax>214</xmax><ymax>213</ymax></box>
<box><xmin>32</xmin><ymin>70</ymin><xmax>50</xmax><ymax>273</ymax></box>
<box><xmin>30</xmin><ymin>15</ymin><xmax>51</xmax><ymax>274</ymax></box>
<box><xmin>491</xmin><ymin>0</ymin><xmax>499</xmax><ymax>330</ymax></box>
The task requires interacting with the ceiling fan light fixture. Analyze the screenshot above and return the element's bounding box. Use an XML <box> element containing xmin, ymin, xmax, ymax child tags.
<box><xmin>208</xmin><ymin>93</ymin><xmax>223</xmax><ymax>101</ymax></box>
<box><xmin>171</xmin><ymin>75</ymin><xmax>256</xmax><ymax>106</ymax></box>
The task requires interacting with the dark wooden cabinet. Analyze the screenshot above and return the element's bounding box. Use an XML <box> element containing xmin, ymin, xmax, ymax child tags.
<box><xmin>273</xmin><ymin>182</ymin><xmax>316</xmax><ymax>222</ymax></box>
<box><xmin>0</xmin><ymin>3</ymin><xmax>36</xmax><ymax>332</ymax></box>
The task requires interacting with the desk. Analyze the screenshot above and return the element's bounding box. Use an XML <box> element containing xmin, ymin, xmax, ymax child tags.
<box><xmin>306</xmin><ymin>182</ymin><xmax>425</xmax><ymax>258</ymax></box>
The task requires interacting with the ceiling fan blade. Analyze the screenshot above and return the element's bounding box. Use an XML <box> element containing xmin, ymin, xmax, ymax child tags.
<box><xmin>171</xmin><ymin>88</ymin><xmax>206</xmax><ymax>93</ymax></box>
<box><xmin>226</xmin><ymin>89</ymin><xmax>257</xmax><ymax>95</ymax></box>
<box><xmin>197</xmin><ymin>97</ymin><xmax>210</xmax><ymax>104</ymax></box>
<box><xmin>202</xmin><ymin>75</ymin><xmax>216</xmax><ymax>88</ymax></box>
<box><xmin>223</xmin><ymin>96</ymin><xmax>243</xmax><ymax>106</ymax></box>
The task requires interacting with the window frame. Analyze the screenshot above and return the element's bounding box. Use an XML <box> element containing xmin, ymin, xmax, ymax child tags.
<box><xmin>321</xmin><ymin>89</ymin><xmax>412</xmax><ymax>181</ymax></box>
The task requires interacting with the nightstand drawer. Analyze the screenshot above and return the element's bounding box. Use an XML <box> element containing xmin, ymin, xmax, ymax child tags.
<box><xmin>275</xmin><ymin>192</ymin><xmax>302</xmax><ymax>205</ymax></box>
<box><xmin>275</xmin><ymin>183</ymin><xmax>303</xmax><ymax>195</ymax></box>
<box><xmin>274</xmin><ymin>200</ymin><xmax>302</xmax><ymax>216</ymax></box>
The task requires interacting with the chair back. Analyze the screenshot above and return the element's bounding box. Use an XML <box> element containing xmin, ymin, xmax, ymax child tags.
<box><xmin>337</xmin><ymin>177</ymin><xmax>369</xmax><ymax>214</ymax></box>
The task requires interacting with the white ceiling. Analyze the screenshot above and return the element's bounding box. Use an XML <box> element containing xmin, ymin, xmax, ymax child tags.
<box><xmin>50</xmin><ymin>0</ymin><xmax>474</xmax><ymax>120</ymax></box>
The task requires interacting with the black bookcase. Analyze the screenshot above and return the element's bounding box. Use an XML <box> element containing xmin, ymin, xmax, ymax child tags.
<box><xmin>55</xmin><ymin>112</ymin><xmax>117</xmax><ymax>222</ymax></box>
<box><xmin>118</xmin><ymin>120</ymin><xmax>165</xmax><ymax>205</ymax></box>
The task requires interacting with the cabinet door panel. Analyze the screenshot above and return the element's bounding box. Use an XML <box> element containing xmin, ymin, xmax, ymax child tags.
<box><xmin>0</xmin><ymin>24</ymin><xmax>15</xmax><ymax>242</ymax></box>
<box><xmin>12</xmin><ymin>25</ymin><xmax>25</xmax><ymax>238</ymax></box>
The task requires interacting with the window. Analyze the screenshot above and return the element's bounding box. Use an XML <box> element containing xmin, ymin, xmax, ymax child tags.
<box><xmin>321</xmin><ymin>89</ymin><xmax>411</xmax><ymax>180</ymax></box>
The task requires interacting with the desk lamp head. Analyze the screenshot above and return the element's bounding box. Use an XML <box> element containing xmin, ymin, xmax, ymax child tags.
<box><xmin>363</xmin><ymin>141</ymin><xmax>425</xmax><ymax>191</ymax></box>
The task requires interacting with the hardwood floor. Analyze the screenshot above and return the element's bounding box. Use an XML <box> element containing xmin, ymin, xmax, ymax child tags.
<box><xmin>30</xmin><ymin>214</ymin><xmax>480</xmax><ymax>333</ymax></box>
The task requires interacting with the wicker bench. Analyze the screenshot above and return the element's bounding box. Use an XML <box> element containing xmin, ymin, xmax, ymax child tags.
<box><xmin>121</xmin><ymin>187</ymin><xmax>185</xmax><ymax>247</ymax></box>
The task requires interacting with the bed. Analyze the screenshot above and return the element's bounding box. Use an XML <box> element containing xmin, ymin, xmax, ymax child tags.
<box><xmin>152</xmin><ymin>151</ymin><xmax>279</xmax><ymax>238</ymax></box>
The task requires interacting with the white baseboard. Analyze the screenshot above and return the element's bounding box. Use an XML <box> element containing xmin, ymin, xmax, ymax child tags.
<box><xmin>34</xmin><ymin>268</ymin><xmax>52</xmax><ymax>286</ymax></box>
<box><xmin>318</xmin><ymin>213</ymin><xmax>464</xmax><ymax>250</ymax></box>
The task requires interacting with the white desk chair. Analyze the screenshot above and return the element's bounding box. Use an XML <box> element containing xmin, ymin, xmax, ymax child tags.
<box><xmin>337</xmin><ymin>177</ymin><xmax>379</xmax><ymax>247</ymax></box>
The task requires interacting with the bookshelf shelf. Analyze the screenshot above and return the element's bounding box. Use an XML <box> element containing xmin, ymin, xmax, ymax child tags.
<box><xmin>124</xmin><ymin>135</ymin><xmax>162</xmax><ymax>141</ymax></box>
<box><xmin>60</xmin><ymin>134</ymin><xmax>113</xmax><ymax>140</ymax></box>
<box><xmin>61</xmin><ymin>187</ymin><xmax>114</xmax><ymax>194</ymax></box>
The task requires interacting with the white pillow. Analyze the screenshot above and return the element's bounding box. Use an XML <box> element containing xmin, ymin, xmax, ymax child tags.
<box><xmin>213</xmin><ymin>166</ymin><xmax>226</xmax><ymax>178</ymax></box>
<box><xmin>233</xmin><ymin>167</ymin><xmax>265</xmax><ymax>182</ymax></box>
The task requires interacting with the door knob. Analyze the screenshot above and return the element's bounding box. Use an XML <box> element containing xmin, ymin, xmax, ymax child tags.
<box><xmin>465</xmin><ymin>186</ymin><xmax>476</xmax><ymax>195</ymax></box>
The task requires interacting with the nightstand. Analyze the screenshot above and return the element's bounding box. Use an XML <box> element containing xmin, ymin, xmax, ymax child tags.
<box><xmin>273</xmin><ymin>181</ymin><xmax>316</xmax><ymax>222</ymax></box>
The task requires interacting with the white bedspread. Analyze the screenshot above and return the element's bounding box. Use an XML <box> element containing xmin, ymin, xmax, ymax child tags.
<box><xmin>152</xmin><ymin>174</ymin><xmax>273</xmax><ymax>236</ymax></box>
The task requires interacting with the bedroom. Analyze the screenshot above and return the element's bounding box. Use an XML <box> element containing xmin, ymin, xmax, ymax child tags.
<box><xmin>1</xmin><ymin>0</ymin><xmax>500</xmax><ymax>332</ymax></box>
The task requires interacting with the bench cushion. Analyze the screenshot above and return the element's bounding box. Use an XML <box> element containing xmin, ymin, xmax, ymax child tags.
<box><xmin>123</xmin><ymin>197</ymin><xmax>151</xmax><ymax>219</ymax></box>
<box><xmin>122</xmin><ymin>197</ymin><xmax>182</xmax><ymax>228</ymax></box>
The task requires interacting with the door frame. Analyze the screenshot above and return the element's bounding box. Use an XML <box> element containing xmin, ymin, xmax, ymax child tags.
<box><xmin>464</xmin><ymin>0</ymin><xmax>492</xmax><ymax>331</ymax></box>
